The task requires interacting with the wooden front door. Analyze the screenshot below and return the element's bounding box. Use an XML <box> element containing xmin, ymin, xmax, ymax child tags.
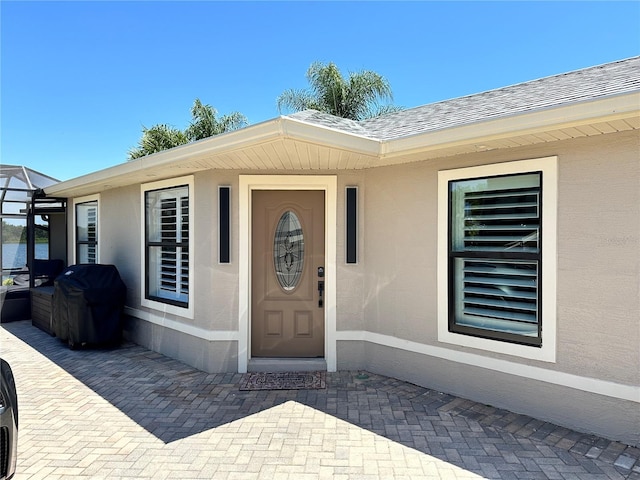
<box><xmin>251</xmin><ymin>190</ymin><xmax>325</xmax><ymax>357</ymax></box>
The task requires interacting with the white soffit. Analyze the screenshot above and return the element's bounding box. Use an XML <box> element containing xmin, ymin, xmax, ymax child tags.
<box><xmin>45</xmin><ymin>117</ymin><xmax>379</xmax><ymax>198</ymax></box>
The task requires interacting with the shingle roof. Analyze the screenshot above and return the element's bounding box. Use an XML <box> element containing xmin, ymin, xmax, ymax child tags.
<box><xmin>288</xmin><ymin>56</ymin><xmax>640</xmax><ymax>141</ymax></box>
<box><xmin>284</xmin><ymin>110</ymin><xmax>373</xmax><ymax>137</ymax></box>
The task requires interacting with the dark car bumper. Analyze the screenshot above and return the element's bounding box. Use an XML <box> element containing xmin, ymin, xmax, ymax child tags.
<box><xmin>0</xmin><ymin>358</ymin><xmax>18</xmax><ymax>480</ymax></box>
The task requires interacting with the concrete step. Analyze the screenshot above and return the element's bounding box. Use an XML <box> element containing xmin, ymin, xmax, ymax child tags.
<box><xmin>247</xmin><ymin>357</ymin><xmax>327</xmax><ymax>372</ymax></box>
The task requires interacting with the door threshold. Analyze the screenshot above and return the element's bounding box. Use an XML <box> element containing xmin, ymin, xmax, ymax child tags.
<box><xmin>247</xmin><ymin>358</ymin><xmax>327</xmax><ymax>373</ymax></box>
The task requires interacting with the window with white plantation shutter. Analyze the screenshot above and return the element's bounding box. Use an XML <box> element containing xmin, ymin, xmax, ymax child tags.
<box><xmin>146</xmin><ymin>185</ymin><xmax>189</xmax><ymax>307</ymax></box>
<box><xmin>449</xmin><ymin>172</ymin><xmax>542</xmax><ymax>346</ymax></box>
<box><xmin>76</xmin><ymin>200</ymin><xmax>98</xmax><ymax>264</ymax></box>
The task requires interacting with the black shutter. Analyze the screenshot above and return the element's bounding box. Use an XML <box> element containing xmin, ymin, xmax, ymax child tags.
<box><xmin>219</xmin><ymin>186</ymin><xmax>230</xmax><ymax>263</ymax></box>
<box><xmin>346</xmin><ymin>186</ymin><xmax>357</xmax><ymax>264</ymax></box>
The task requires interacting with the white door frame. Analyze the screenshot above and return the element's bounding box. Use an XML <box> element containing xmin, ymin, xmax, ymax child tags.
<box><xmin>238</xmin><ymin>175</ymin><xmax>337</xmax><ymax>373</ymax></box>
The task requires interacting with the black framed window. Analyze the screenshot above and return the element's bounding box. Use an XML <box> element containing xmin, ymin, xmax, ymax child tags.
<box><xmin>145</xmin><ymin>185</ymin><xmax>189</xmax><ymax>307</ymax></box>
<box><xmin>448</xmin><ymin>172</ymin><xmax>542</xmax><ymax>346</ymax></box>
<box><xmin>76</xmin><ymin>200</ymin><xmax>98</xmax><ymax>264</ymax></box>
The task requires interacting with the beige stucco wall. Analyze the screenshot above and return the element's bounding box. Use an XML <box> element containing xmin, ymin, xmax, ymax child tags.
<box><xmin>75</xmin><ymin>177</ymin><xmax>243</xmax><ymax>372</ymax></box>
<box><xmin>191</xmin><ymin>171</ymin><xmax>239</xmax><ymax>332</ymax></box>
<box><xmin>337</xmin><ymin>130</ymin><xmax>639</xmax><ymax>444</ymax></box>
<box><xmin>556</xmin><ymin>131</ymin><xmax>639</xmax><ymax>382</ymax></box>
<box><xmin>336</xmin><ymin>172</ymin><xmax>367</xmax><ymax>331</ymax></box>
<box><xmin>99</xmin><ymin>184</ymin><xmax>140</xmax><ymax>304</ymax></box>
<box><xmin>92</xmin><ymin>174</ymin><xmax>240</xmax><ymax>328</ymax></box>
<box><xmin>65</xmin><ymin>129</ymin><xmax>639</xmax><ymax>444</ymax></box>
<box><xmin>358</xmin><ymin>161</ymin><xmax>437</xmax><ymax>344</ymax></box>
<box><xmin>355</xmin><ymin>130</ymin><xmax>639</xmax><ymax>386</ymax></box>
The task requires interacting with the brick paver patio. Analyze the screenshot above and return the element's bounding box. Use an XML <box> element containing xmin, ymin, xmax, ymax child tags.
<box><xmin>2</xmin><ymin>320</ymin><xmax>638</xmax><ymax>479</ymax></box>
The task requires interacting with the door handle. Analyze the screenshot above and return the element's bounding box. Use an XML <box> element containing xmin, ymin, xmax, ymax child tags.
<box><xmin>318</xmin><ymin>281</ymin><xmax>324</xmax><ymax>308</ymax></box>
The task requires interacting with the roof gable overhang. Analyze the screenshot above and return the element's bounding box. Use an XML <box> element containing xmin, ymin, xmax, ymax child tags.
<box><xmin>45</xmin><ymin>91</ymin><xmax>639</xmax><ymax>199</ymax></box>
<box><xmin>381</xmin><ymin>91</ymin><xmax>640</xmax><ymax>164</ymax></box>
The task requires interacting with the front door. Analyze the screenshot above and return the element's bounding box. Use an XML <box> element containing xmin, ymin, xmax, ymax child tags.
<box><xmin>251</xmin><ymin>190</ymin><xmax>325</xmax><ymax>357</ymax></box>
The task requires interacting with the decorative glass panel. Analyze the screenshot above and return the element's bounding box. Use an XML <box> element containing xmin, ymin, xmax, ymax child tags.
<box><xmin>274</xmin><ymin>211</ymin><xmax>304</xmax><ymax>291</ymax></box>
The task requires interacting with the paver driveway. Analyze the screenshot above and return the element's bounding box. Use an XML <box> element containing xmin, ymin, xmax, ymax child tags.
<box><xmin>1</xmin><ymin>320</ymin><xmax>638</xmax><ymax>479</ymax></box>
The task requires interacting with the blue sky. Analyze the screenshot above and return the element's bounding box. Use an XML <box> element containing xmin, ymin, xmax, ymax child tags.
<box><xmin>2</xmin><ymin>1</ymin><xmax>639</xmax><ymax>181</ymax></box>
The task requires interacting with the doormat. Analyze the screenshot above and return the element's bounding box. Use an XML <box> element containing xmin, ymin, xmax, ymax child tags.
<box><xmin>239</xmin><ymin>371</ymin><xmax>326</xmax><ymax>391</ymax></box>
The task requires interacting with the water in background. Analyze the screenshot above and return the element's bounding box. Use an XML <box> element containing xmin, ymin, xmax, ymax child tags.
<box><xmin>2</xmin><ymin>243</ymin><xmax>49</xmax><ymax>270</ymax></box>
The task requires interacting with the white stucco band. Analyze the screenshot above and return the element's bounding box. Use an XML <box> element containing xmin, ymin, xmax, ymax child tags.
<box><xmin>121</xmin><ymin>306</ymin><xmax>639</xmax><ymax>404</ymax></box>
<box><xmin>125</xmin><ymin>307</ymin><xmax>240</xmax><ymax>341</ymax></box>
<box><xmin>336</xmin><ymin>331</ymin><xmax>639</xmax><ymax>403</ymax></box>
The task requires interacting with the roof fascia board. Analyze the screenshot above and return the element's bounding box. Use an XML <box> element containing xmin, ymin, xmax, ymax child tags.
<box><xmin>382</xmin><ymin>92</ymin><xmax>640</xmax><ymax>157</ymax></box>
<box><xmin>45</xmin><ymin>118</ymin><xmax>287</xmax><ymax>196</ymax></box>
<box><xmin>45</xmin><ymin>91</ymin><xmax>639</xmax><ymax>197</ymax></box>
<box><xmin>45</xmin><ymin>117</ymin><xmax>381</xmax><ymax>197</ymax></box>
<box><xmin>280</xmin><ymin>117</ymin><xmax>380</xmax><ymax>155</ymax></box>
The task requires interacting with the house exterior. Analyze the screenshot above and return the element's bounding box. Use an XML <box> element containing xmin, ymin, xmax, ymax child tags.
<box><xmin>45</xmin><ymin>57</ymin><xmax>640</xmax><ymax>446</ymax></box>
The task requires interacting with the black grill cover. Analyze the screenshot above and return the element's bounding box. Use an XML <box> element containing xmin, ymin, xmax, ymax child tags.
<box><xmin>53</xmin><ymin>264</ymin><xmax>126</xmax><ymax>348</ymax></box>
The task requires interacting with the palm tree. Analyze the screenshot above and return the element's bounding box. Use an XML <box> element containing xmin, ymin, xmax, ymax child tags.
<box><xmin>128</xmin><ymin>124</ymin><xmax>189</xmax><ymax>160</ymax></box>
<box><xmin>128</xmin><ymin>99</ymin><xmax>248</xmax><ymax>160</ymax></box>
<box><xmin>185</xmin><ymin>99</ymin><xmax>247</xmax><ymax>141</ymax></box>
<box><xmin>277</xmin><ymin>62</ymin><xmax>400</xmax><ymax>121</ymax></box>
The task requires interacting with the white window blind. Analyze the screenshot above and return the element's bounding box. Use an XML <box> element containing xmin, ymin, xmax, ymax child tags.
<box><xmin>146</xmin><ymin>186</ymin><xmax>189</xmax><ymax>305</ymax></box>
<box><xmin>86</xmin><ymin>206</ymin><xmax>97</xmax><ymax>263</ymax></box>
<box><xmin>450</xmin><ymin>173</ymin><xmax>541</xmax><ymax>343</ymax></box>
<box><xmin>76</xmin><ymin>200</ymin><xmax>98</xmax><ymax>264</ymax></box>
<box><xmin>454</xmin><ymin>259</ymin><xmax>538</xmax><ymax>335</ymax></box>
<box><xmin>460</xmin><ymin>186</ymin><xmax>539</xmax><ymax>253</ymax></box>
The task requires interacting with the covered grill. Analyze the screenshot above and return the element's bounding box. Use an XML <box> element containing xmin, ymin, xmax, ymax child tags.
<box><xmin>53</xmin><ymin>264</ymin><xmax>126</xmax><ymax>349</ymax></box>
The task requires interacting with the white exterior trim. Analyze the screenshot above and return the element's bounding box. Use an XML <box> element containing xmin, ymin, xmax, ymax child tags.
<box><xmin>71</xmin><ymin>193</ymin><xmax>100</xmax><ymax>264</ymax></box>
<box><xmin>44</xmin><ymin>92</ymin><xmax>639</xmax><ymax>201</ymax></box>
<box><xmin>140</xmin><ymin>175</ymin><xmax>195</xmax><ymax>319</ymax></box>
<box><xmin>336</xmin><ymin>330</ymin><xmax>639</xmax><ymax>403</ymax></box>
<box><xmin>383</xmin><ymin>92</ymin><xmax>640</xmax><ymax>157</ymax></box>
<box><xmin>119</xmin><ymin>306</ymin><xmax>640</xmax><ymax>403</ymax></box>
<box><xmin>125</xmin><ymin>307</ymin><xmax>239</xmax><ymax>341</ymax></box>
<box><xmin>437</xmin><ymin>157</ymin><xmax>558</xmax><ymax>362</ymax></box>
<box><xmin>238</xmin><ymin>175</ymin><xmax>338</xmax><ymax>373</ymax></box>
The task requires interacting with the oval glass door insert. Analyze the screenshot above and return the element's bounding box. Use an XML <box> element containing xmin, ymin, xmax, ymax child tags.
<box><xmin>274</xmin><ymin>210</ymin><xmax>304</xmax><ymax>291</ymax></box>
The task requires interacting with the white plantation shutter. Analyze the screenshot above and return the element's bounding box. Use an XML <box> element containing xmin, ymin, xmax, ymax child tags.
<box><xmin>450</xmin><ymin>173</ymin><xmax>542</xmax><ymax>343</ymax></box>
<box><xmin>76</xmin><ymin>200</ymin><xmax>98</xmax><ymax>264</ymax></box>
<box><xmin>86</xmin><ymin>205</ymin><xmax>97</xmax><ymax>263</ymax></box>
<box><xmin>146</xmin><ymin>186</ymin><xmax>189</xmax><ymax>305</ymax></box>
<box><xmin>455</xmin><ymin>259</ymin><xmax>538</xmax><ymax>335</ymax></box>
<box><xmin>180</xmin><ymin>196</ymin><xmax>189</xmax><ymax>297</ymax></box>
<box><xmin>159</xmin><ymin>197</ymin><xmax>179</xmax><ymax>295</ymax></box>
<box><xmin>461</xmin><ymin>186</ymin><xmax>539</xmax><ymax>252</ymax></box>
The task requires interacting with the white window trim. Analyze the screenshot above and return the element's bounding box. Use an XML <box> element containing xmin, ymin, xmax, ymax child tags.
<box><xmin>140</xmin><ymin>176</ymin><xmax>195</xmax><ymax>319</ymax></box>
<box><xmin>72</xmin><ymin>194</ymin><xmax>100</xmax><ymax>264</ymax></box>
<box><xmin>437</xmin><ymin>157</ymin><xmax>558</xmax><ymax>362</ymax></box>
